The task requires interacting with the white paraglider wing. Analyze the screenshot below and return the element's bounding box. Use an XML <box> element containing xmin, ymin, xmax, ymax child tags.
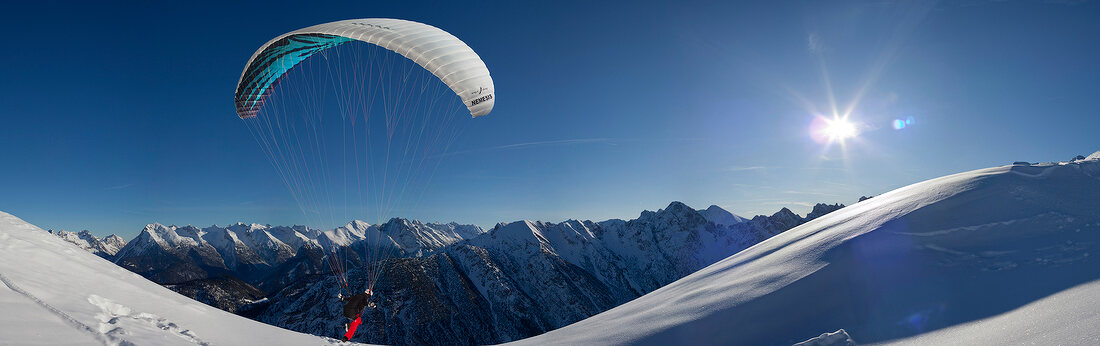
<box><xmin>234</xmin><ymin>18</ymin><xmax>495</xmax><ymax>119</ymax></box>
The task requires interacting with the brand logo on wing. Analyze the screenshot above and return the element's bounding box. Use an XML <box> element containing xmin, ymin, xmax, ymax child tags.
<box><xmin>470</xmin><ymin>93</ymin><xmax>493</xmax><ymax>106</ymax></box>
<box><xmin>350</xmin><ymin>22</ymin><xmax>393</xmax><ymax>30</ymax></box>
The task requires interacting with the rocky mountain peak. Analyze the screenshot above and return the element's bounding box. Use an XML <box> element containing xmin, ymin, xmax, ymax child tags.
<box><xmin>805</xmin><ymin>203</ymin><xmax>845</xmax><ymax>221</ymax></box>
<box><xmin>700</xmin><ymin>205</ymin><xmax>747</xmax><ymax>227</ymax></box>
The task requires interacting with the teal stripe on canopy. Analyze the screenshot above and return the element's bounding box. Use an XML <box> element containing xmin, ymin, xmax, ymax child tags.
<box><xmin>234</xmin><ymin>34</ymin><xmax>354</xmax><ymax>119</ymax></box>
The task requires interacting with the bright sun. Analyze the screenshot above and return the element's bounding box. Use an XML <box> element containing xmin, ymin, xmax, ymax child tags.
<box><xmin>822</xmin><ymin>116</ymin><xmax>858</xmax><ymax>142</ymax></box>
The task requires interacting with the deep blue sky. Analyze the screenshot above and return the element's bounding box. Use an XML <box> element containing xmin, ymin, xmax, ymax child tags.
<box><xmin>1</xmin><ymin>0</ymin><xmax>1097</xmax><ymax>239</ymax></box>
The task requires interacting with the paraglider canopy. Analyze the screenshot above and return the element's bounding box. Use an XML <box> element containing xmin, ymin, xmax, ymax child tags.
<box><xmin>234</xmin><ymin>18</ymin><xmax>495</xmax><ymax>119</ymax></box>
<box><xmin>233</xmin><ymin>18</ymin><xmax>495</xmax><ymax>293</ymax></box>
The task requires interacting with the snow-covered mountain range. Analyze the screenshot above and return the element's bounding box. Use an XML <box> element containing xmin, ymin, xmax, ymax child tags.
<box><xmin>47</xmin><ymin>229</ymin><xmax>127</xmax><ymax>259</ymax></box>
<box><xmin>52</xmin><ymin>198</ymin><xmax>842</xmax><ymax>344</ymax></box>
<box><xmin>0</xmin><ymin>201</ymin><xmax>842</xmax><ymax>346</ymax></box>
<box><xmin>515</xmin><ymin>152</ymin><xmax>1100</xmax><ymax>345</ymax></box>
<box><xmin>110</xmin><ymin>219</ymin><xmax>483</xmax><ymax>284</ymax></box>
<box><xmin>174</xmin><ymin>202</ymin><xmax>841</xmax><ymax>344</ymax></box>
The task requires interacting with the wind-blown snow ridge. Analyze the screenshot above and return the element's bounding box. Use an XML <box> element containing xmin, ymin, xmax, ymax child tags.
<box><xmin>0</xmin><ymin>211</ymin><xmax>354</xmax><ymax>345</ymax></box>
<box><xmin>514</xmin><ymin>157</ymin><xmax>1100</xmax><ymax>345</ymax></box>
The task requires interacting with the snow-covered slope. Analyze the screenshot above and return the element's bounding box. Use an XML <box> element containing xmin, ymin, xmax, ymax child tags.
<box><xmin>1087</xmin><ymin>150</ymin><xmax>1100</xmax><ymax>161</ymax></box>
<box><xmin>0</xmin><ymin>211</ymin><xmax>347</xmax><ymax>345</ymax></box>
<box><xmin>317</xmin><ymin>221</ymin><xmax>371</xmax><ymax>248</ymax></box>
<box><xmin>514</xmin><ymin>156</ymin><xmax>1100</xmax><ymax>345</ymax></box>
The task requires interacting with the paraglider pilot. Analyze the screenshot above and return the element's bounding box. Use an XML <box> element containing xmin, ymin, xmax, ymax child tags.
<box><xmin>339</xmin><ymin>288</ymin><xmax>376</xmax><ymax>341</ymax></box>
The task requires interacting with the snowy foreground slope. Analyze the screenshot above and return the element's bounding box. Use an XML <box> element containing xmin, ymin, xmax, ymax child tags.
<box><xmin>515</xmin><ymin>155</ymin><xmax>1100</xmax><ymax>345</ymax></box>
<box><xmin>0</xmin><ymin>212</ymin><xmax>355</xmax><ymax>346</ymax></box>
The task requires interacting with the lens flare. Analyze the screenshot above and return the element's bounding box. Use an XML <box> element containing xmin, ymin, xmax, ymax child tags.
<box><xmin>812</xmin><ymin>115</ymin><xmax>860</xmax><ymax>145</ymax></box>
<box><xmin>893</xmin><ymin>116</ymin><xmax>916</xmax><ymax>130</ymax></box>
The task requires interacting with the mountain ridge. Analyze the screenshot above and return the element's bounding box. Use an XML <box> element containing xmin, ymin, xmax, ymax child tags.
<box><xmin>252</xmin><ymin>201</ymin><xmax>847</xmax><ymax>344</ymax></box>
<box><xmin>47</xmin><ymin>229</ymin><xmax>127</xmax><ymax>259</ymax></box>
<box><xmin>61</xmin><ymin>201</ymin><xmax>850</xmax><ymax>345</ymax></box>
